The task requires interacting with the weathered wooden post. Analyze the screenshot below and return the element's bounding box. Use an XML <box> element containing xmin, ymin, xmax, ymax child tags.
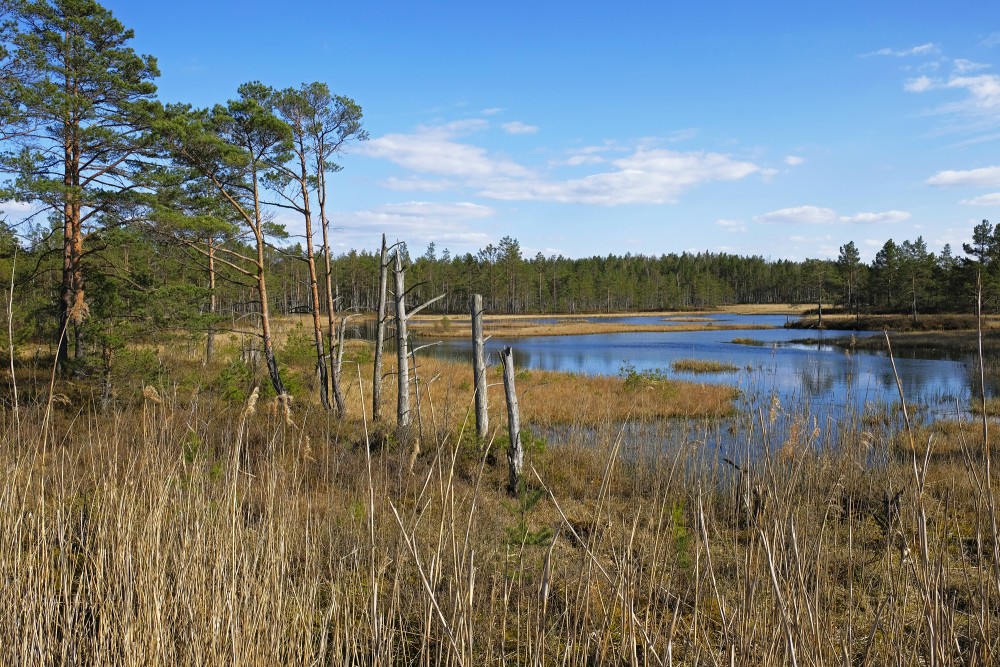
<box><xmin>471</xmin><ymin>294</ymin><xmax>488</xmax><ymax>439</ymax></box>
<box><xmin>498</xmin><ymin>346</ymin><xmax>522</xmax><ymax>493</ymax></box>
<box><xmin>372</xmin><ymin>234</ymin><xmax>389</xmax><ymax>420</ymax></box>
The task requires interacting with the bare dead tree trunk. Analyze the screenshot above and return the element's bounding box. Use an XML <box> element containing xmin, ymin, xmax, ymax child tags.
<box><xmin>499</xmin><ymin>346</ymin><xmax>522</xmax><ymax>494</ymax></box>
<box><xmin>332</xmin><ymin>313</ymin><xmax>350</xmax><ymax>413</ymax></box>
<box><xmin>372</xmin><ymin>234</ymin><xmax>389</xmax><ymax>420</ymax></box>
<box><xmin>471</xmin><ymin>293</ymin><xmax>488</xmax><ymax>439</ymax></box>
<box><xmin>393</xmin><ymin>250</ymin><xmax>410</xmax><ymax>429</ymax></box>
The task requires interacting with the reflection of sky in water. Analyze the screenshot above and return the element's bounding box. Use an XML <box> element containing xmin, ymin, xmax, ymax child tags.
<box><xmin>418</xmin><ymin>314</ymin><xmax>983</xmax><ymax>421</ymax></box>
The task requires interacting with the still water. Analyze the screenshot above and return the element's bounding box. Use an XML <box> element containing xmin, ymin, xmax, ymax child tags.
<box><xmin>416</xmin><ymin>313</ymin><xmax>988</xmax><ymax>422</ymax></box>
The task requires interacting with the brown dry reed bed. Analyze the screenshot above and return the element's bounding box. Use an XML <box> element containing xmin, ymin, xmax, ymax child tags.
<box><xmin>2</xmin><ymin>360</ymin><xmax>1000</xmax><ymax>666</ymax></box>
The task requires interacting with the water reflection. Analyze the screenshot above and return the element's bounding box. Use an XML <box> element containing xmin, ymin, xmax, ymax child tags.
<box><xmin>401</xmin><ymin>313</ymin><xmax>984</xmax><ymax>422</ymax></box>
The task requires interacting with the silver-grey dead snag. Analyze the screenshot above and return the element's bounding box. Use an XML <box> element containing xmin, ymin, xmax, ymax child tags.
<box><xmin>390</xmin><ymin>246</ymin><xmax>445</xmax><ymax>430</ymax></box>
<box><xmin>499</xmin><ymin>346</ymin><xmax>522</xmax><ymax>493</ymax></box>
<box><xmin>471</xmin><ymin>294</ymin><xmax>488</xmax><ymax>439</ymax></box>
<box><xmin>372</xmin><ymin>234</ymin><xmax>389</xmax><ymax>420</ymax></box>
<box><xmin>393</xmin><ymin>250</ymin><xmax>410</xmax><ymax>428</ymax></box>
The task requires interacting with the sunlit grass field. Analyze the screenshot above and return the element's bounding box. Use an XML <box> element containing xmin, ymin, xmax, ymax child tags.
<box><xmin>1</xmin><ymin>321</ymin><xmax>998</xmax><ymax>665</ymax></box>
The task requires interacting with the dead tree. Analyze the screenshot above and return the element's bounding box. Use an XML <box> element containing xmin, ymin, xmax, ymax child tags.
<box><xmin>471</xmin><ymin>294</ymin><xmax>488</xmax><ymax>439</ymax></box>
<box><xmin>499</xmin><ymin>346</ymin><xmax>523</xmax><ymax>493</ymax></box>
<box><xmin>393</xmin><ymin>250</ymin><xmax>411</xmax><ymax>428</ymax></box>
<box><xmin>372</xmin><ymin>234</ymin><xmax>389</xmax><ymax>420</ymax></box>
<box><xmin>391</xmin><ymin>247</ymin><xmax>444</xmax><ymax>430</ymax></box>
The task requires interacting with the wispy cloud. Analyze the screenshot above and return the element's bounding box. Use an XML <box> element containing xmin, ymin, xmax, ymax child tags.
<box><xmin>480</xmin><ymin>149</ymin><xmax>760</xmax><ymax>205</ymax></box>
<box><xmin>954</xmin><ymin>59</ymin><xmax>990</xmax><ymax>74</ymax></box>
<box><xmin>783</xmin><ymin>155</ymin><xmax>804</xmax><ymax>166</ymax></box>
<box><xmin>904</xmin><ymin>75</ymin><xmax>935</xmax><ymax>92</ymax></box>
<box><xmin>754</xmin><ymin>206</ymin><xmax>836</xmax><ymax>224</ymax></box>
<box><xmin>365</xmin><ymin>121</ymin><xmax>761</xmax><ymax>206</ymax></box>
<box><xmin>362</xmin><ymin>122</ymin><xmax>532</xmax><ymax>180</ymax></box>
<box><xmin>902</xmin><ymin>54</ymin><xmax>1000</xmax><ymax>134</ymax></box>
<box><xmin>717</xmin><ymin>218</ymin><xmax>747</xmax><ymax>233</ymax></box>
<box><xmin>330</xmin><ymin>201</ymin><xmax>496</xmax><ymax>251</ymax></box>
<box><xmin>839</xmin><ymin>210</ymin><xmax>911</xmax><ymax>224</ymax></box>
<box><xmin>754</xmin><ymin>206</ymin><xmax>909</xmax><ymax>225</ymax></box>
<box><xmin>381</xmin><ymin>176</ymin><xmax>457</xmax><ymax>192</ymax></box>
<box><xmin>501</xmin><ymin>121</ymin><xmax>539</xmax><ymax>135</ymax></box>
<box><xmin>0</xmin><ymin>200</ymin><xmax>35</xmax><ymax>215</ymax></box>
<box><xmin>926</xmin><ymin>165</ymin><xmax>1000</xmax><ymax>187</ymax></box>
<box><xmin>863</xmin><ymin>42</ymin><xmax>939</xmax><ymax>58</ymax></box>
<box><xmin>982</xmin><ymin>32</ymin><xmax>1000</xmax><ymax>48</ymax></box>
<box><xmin>481</xmin><ymin>107</ymin><xmax>503</xmax><ymax>116</ymax></box>
<box><xmin>960</xmin><ymin>192</ymin><xmax>1000</xmax><ymax>206</ymax></box>
<box><xmin>945</xmin><ymin>74</ymin><xmax>1000</xmax><ymax>112</ymax></box>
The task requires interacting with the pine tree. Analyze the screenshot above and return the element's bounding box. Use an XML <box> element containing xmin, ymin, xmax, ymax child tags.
<box><xmin>1</xmin><ymin>0</ymin><xmax>158</xmax><ymax>371</ymax></box>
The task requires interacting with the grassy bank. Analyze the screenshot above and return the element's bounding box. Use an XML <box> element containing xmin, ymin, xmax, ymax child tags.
<box><xmin>1</xmin><ymin>326</ymin><xmax>997</xmax><ymax>665</ymax></box>
<box><xmin>2</xmin><ymin>381</ymin><xmax>997</xmax><ymax>665</ymax></box>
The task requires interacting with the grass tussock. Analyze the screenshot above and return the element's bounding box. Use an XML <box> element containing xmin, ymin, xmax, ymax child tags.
<box><xmin>671</xmin><ymin>358</ymin><xmax>740</xmax><ymax>373</ymax></box>
<box><xmin>731</xmin><ymin>337</ymin><xmax>768</xmax><ymax>346</ymax></box>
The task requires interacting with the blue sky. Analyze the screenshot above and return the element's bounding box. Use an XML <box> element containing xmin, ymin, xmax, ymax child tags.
<box><xmin>23</xmin><ymin>1</ymin><xmax>1000</xmax><ymax>260</ymax></box>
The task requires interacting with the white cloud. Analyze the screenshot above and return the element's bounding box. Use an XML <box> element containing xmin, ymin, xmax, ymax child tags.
<box><xmin>363</xmin><ymin>122</ymin><xmax>532</xmax><ymax>180</ymax></box>
<box><xmin>378</xmin><ymin>201</ymin><xmax>495</xmax><ymax>220</ymax></box>
<box><xmin>331</xmin><ymin>201</ymin><xmax>496</xmax><ymax>250</ymax></box>
<box><xmin>563</xmin><ymin>154</ymin><xmax>606</xmax><ymax>166</ymax></box>
<box><xmin>960</xmin><ymin>192</ymin><xmax>1000</xmax><ymax>206</ymax></box>
<box><xmin>783</xmin><ymin>155</ymin><xmax>805</xmax><ymax>166</ymax></box>
<box><xmin>982</xmin><ymin>32</ymin><xmax>1000</xmax><ymax>48</ymax></box>
<box><xmin>0</xmin><ymin>200</ymin><xmax>35</xmax><ymax>215</ymax></box>
<box><xmin>946</xmin><ymin>74</ymin><xmax>1000</xmax><ymax>112</ymax></box>
<box><xmin>753</xmin><ymin>206</ymin><xmax>908</xmax><ymax>225</ymax></box>
<box><xmin>501</xmin><ymin>121</ymin><xmax>539</xmax><ymax>135</ymax></box>
<box><xmin>481</xmin><ymin>107</ymin><xmax>503</xmax><ymax>116</ymax></box>
<box><xmin>864</xmin><ymin>43</ymin><xmax>939</xmax><ymax>57</ymax></box>
<box><xmin>381</xmin><ymin>176</ymin><xmax>456</xmax><ymax>192</ymax></box>
<box><xmin>839</xmin><ymin>210</ymin><xmax>911</xmax><ymax>224</ymax></box>
<box><xmin>953</xmin><ymin>59</ymin><xmax>990</xmax><ymax>74</ymax></box>
<box><xmin>365</xmin><ymin>122</ymin><xmax>759</xmax><ymax>206</ymax></box>
<box><xmin>754</xmin><ymin>206</ymin><xmax>837</xmax><ymax>225</ymax></box>
<box><xmin>480</xmin><ymin>148</ymin><xmax>760</xmax><ymax>205</ymax></box>
<box><xmin>716</xmin><ymin>218</ymin><xmax>747</xmax><ymax>233</ymax></box>
<box><xmin>926</xmin><ymin>165</ymin><xmax>1000</xmax><ymax>187</ymax></box>
<box><xmin>904</xmin><ymin>75</ymin><xmax>934</xmax><ymax>92</ymax></box>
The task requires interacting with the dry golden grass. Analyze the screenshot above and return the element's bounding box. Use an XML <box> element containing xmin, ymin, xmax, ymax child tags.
<box><xmin>333</xmin><ymin>355</ymin><xmax>737</xmax><ymax>431</ymax></box>
<box><xmin>3</xmin><ymin>332</ymin><xmax>999</xmax><ymax>665</ymax></box>
<box><xmin>3</xmin><ymin>382</ymin><xmax>997</xmax><ymax>665</ymax></box>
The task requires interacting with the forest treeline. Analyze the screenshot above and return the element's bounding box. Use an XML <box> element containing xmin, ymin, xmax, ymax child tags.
<box><xmin>318</xmin><ymin>229</ymin><xmax>995</xmax><ymax>318</ymax></box>
<box><xmin>0</xmin><ymin>0</ymin><xmax>997</xmax><ymax>404</ymax></box>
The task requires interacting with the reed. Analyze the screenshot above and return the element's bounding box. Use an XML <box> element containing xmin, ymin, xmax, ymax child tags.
<box><xmin>0</xmin><ymin>349</ymin><xmax>997</xmax><ymax>665</ymax></box>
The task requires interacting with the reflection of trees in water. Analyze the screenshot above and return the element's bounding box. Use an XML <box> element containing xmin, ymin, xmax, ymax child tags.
<box><xmin>965</xmin><ymin>357</ymin><xmax>1000</xmax><ymax>398</ymax></box>
<box><xmin>797</xmin><ymin>359</ymin><xmax>835</xmax><ymax>396</ymax></box>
